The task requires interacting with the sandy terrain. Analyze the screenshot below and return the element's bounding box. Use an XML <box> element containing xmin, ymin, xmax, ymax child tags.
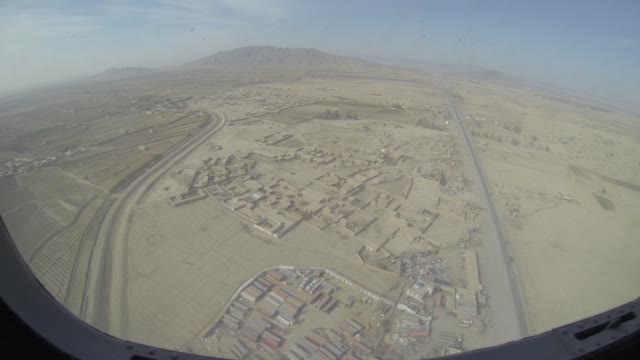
<box><xmin>452</xmin><ymin>76</ymin><xmax>640</xmax><ymax>334</ymax></box>
<box><xmin>127</xmin><ymin>198</ymin><xmax>402</xmax><ymax>348</ymax></box>
<box><xmin>123</xmin><ymin>73</ymin><xmax>508</xmax><ymax>358</ymax></box>
<box><xmin>2</xmin><ymin>52</ymin><xmax>638</xmax><ymax>359</ymax></box>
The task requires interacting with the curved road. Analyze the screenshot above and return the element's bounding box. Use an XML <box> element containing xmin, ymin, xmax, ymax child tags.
<box><xmin>83</xmin><ymin>110</ymin><xmax>227</xmax><ymax>337</ymax></box>
<box><xmin>441</xmin><ymin>84</ymin><xmax>529</xmax><ymax>339</ymax></box>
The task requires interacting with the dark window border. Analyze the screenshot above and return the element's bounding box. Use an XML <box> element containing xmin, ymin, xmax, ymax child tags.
<box><xmin>1</xmin><ymin>216</ymin><xmax>638</xmax><ymax>360</ymax></box>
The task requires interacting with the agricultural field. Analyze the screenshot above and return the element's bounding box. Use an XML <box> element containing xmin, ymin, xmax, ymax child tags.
<box><xmin>30</xmin><ymin>197</ymin><xmax>103</xmax><ymax>302</ymax></box>
<box><xmin>0</xmin><ymin>176</ymin><xmax>19</xmax><ymax>192</ymax></box>
<box><xmin>0</xmin><ymin>186</ymin><xmax>35</xmax><ymax>213</ymax></box>
<box><xmin>20</xmin><ymin>167</ymin><xmax>103</xmax><ymax>225</ymax></box>
<box><xmin>265</xmin><ymin>101</ymin><xmax>385</xmax><ymax>125</ymax></box>
<box><xmin>59</xmin><ymin>112</ymin><xmax>209</xmax><ymax>191</ymax></box>
<box><xmin>3</xmin><ymin>202</ymin><xmax>61</xmax><ymax>258</ymax></box>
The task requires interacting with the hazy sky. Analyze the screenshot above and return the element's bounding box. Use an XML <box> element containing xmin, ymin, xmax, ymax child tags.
<box><xmin>1</xmin><ymin>0</ymin><xmax>639</xmax><ymax>107</ymax></box>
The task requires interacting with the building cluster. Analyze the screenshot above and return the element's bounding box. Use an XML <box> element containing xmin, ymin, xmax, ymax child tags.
<box><xmin>220</xmin><ymin>268</ymin><xmax>306</xmax><ymax>357</ymax></box>
<box><xmin>372</xmin><ymin>248</ymin><xmax>485</xmax><ymax>353</ymax></box>
<box><xmin>286</xmin><ymin>329</ymin><xmax>373</xmax><ymax>360</ymax></box>
<box><xmin>171</xmin><ymin>123</ymin><xmax>485</xmax><ymax>357</ymax></box>
<box><xmin>0</xmin><ymin>146</ymin><xmax>89</xmax><ymax>177</ymax></box>
<box><xmin>399</xmin><ymin>251</ymin><xmax>451</xmax><ymax>286</ymax></box>
<box><xmin>168</xmin><ymin>189</ymin><xmax>208</xmax><ymax>207</ymax></box>
<box><xmin>323</xmin><ymin>268</ymin><xmax>394</xmax><ymax>305</ymax></box>
<box><xmin>190</xmin><ymin>154</ymin><xmax>256</xmax><ymax>189</ymax></box>
<box><xmin>209</xmin><ymin>266</ymin><xmax>389</xmax><ymax>360</ymax></box>
<box><xmin>255</xmin><ymin>132</ymin><xmax>295</xmax><ymax>146</ymax></box>
<box><xmin>406</xmin><ymin>250</ymin><xmax>486</xmax><ymax>320</ymax></box>
<box><xmin>393</xmin><ymin>312</ymin><xmax>433</xmax><ymax>343</ymax></box>
<box><xmin>435</xmin><ymin>331</ymin><xmax>464</xmax><ymax>349</ymax></box>
<box><xmin>209</xmin><ymin>256</ymin><xmax>484</xmax><ymax>358</ymax></box>
<box><xmin>213</xmin><ymin>87</ymin><xmax>310</xmax><ymax>116</ymax></box>
<box><xmin>176</xmin><ymin>142</ymin><xmax>448</xmax><ymax>249</ymax></box>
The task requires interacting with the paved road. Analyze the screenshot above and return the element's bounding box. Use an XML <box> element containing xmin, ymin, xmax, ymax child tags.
<box><xmin>65</xmin><ymin>197</ymin><xmax>114</xmax><ymax>316</ymax></box>
<box><xmin>83</xmin><ymin>110</ymin><xmax>227</xmax><ymax>337</ymax></box>
<box><xmin>441</xmin><ymin>84</ymin><xmax>529</xmax><ymax>339</ymax></box>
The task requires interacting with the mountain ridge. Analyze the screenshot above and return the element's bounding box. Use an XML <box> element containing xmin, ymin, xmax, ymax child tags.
<box><xmin>185</xmin><ymin>45</ymin><xmax>378</xmax><ymax>68</ymax></box>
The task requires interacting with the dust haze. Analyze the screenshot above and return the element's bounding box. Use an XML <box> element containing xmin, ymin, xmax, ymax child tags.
<box><xmin>1</xmin><ymin>46</ymin><xmax>639</xmax><ymax>359</ymax></box>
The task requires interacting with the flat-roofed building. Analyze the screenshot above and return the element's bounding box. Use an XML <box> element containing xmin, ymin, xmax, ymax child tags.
<box><xmin>465</xmin><ymin>250</ymin><xmax>482</xmax><ymax>291</ymax></box>
<box><xmin>454</xmin><ymin>287</ymin><xmax>478</xmax><ymax>318</ymax></box>
<box><xmin>407</xmin><ymin>280</ymin><xmax>434</xmax><ymax>303</ymax></box>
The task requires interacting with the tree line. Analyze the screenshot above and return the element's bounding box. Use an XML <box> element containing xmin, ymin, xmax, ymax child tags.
<box><xmin>317</xmin><ymin>109</ymin><xmax>359</xmax><ymax>120</ymax></box>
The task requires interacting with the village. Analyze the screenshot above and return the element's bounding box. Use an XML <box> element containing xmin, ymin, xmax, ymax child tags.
<box><xmin>169</xmin><ymin>117</ymin><xmax>467</xmax><ymax>247</ymax></box>
<box><xmin>162</xmin><ymin>111</ymin><xmax>492</xmax><ymax>359</ymax></box>
<box><xmin>2</xmin><ymin>39</ymin><xmax>638</xmax><ymax>360</ymax></box>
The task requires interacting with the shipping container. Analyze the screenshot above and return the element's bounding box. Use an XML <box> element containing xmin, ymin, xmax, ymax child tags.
<box><xmin>352</xmin><ymin>341</ymin><xmax>372</xmax><ymax>355</ymax></box>
<box><xmin>261</xmin><ymin>330</ymin><xmax>282</xmax><ymax>345</ymax></box>
<box><xmin>231</xmin><ymin>302</ymin><xmax>249</xmax><ymax>312</ymax></box>
<box><xmin>256</xmin><ymin>278</ymin><xmax>272</xmax><ymax>290</ymax></box>
<box><xmin>311</xmin><ymin>292</ymin><xmax>325</xmax><ymax>305</ymax></box>
<box><xmin>286</xmin><ymin>351</ymin><xmax>303</xmax><ymax>360</ymax></box>
<box><xmin>242</xmin><ymin>327</ymin><xmax>260</xmax><ymax>342</ymax></box>
<box><xmin>267</xmin><ymin>269</ymin><xmax>286</xmax><ymax>281</ymax></box>
<box><xmin>317</xmin><ymin>346</ymin><xmax>337</xmax><ymax>360</ymax></box>
<box><xmin>290</xmin><ymin>344</ymin><xmax>308</xmax><ymax>359</ymax></box>
<box><xmin>319</xmin><ymin>296</ymin><xmax>333</xmax><ymax>310</ymax></box>
<box><xmin>285</xmin><ymin>296</ymin><xmax>305</xmax><ymax>308</ymax></box>
<box><xmin>233</xmin><ymin>343</ymin><xmax>248</xmax><ymax>356</ymax></box>
<box><xmin>230</xmin><ymin>348</ymin><xmax>244</xmax><ymax>360</ymax></box>
<box><xmin>347</xmin><ymin>319</ymin><xmax>364</xmax><ymax>330</ymax></box>
<box><xmin>297</xmin><ymin>339</ymin><xmax>317</xmax><ymax>354</ymax></box>
<box><xmin>324</xmin><ymin>342</ymin><xmax>344</xmax><ymax>357</ymax></box>
<box><xmin>306</xmin><ymin>333</ymin><xmax>328</xmax><ymax>347</ymax></box>
<box><xmin>253</xmin><ymin>282</ymin><xmax>269</xmax><ymax>293</ymax></box>
<box><xmin>325</xmin><ymin>300</ymin><xmax>340</xmax><ymax>314</ymax></box>
<box><xmin>228</xmin><ymin>307</ymin><xmax>246</xmax><ymax>319</ymax></box>
<box><xmin>260</xmin><ymin>337</ymin><xmax>279</xmax><ymax>351</ymax></box>
<box><xmin>265</xmin><ymin>295</ymin><xmax>283</xmax><ymax>308</ymax></box>
<box><xmin>313</xmin><ymin>351</ymin><xmax>333</xmax><ymax>360</ymax></box>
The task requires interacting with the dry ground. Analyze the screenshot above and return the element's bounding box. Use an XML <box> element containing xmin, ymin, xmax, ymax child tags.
<box><xmin>126</xmin><ymin>75</ymin><xmax>489</xmax><ymax>355</ymax></box>
<box><xmin>127</xmin><ymin>198</ymin><xmax>402</xmax><ymax>348</ymax></box>
<box><xmin>451</xmin><ymin>76</ymin><xmax>640</xmax><ymax>334</ymax></box>
<box><xmin>4</xmin><ymin>65</ymin><xmax>634</xmax><ymax>358</ymax></box>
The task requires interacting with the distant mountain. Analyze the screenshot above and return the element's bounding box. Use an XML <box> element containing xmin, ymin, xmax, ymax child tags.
<box><xmin>465</xmin><ymin>69</ymin><xmax>527</xmax><ymax>85</ymax></box>
<box><xmin>434</xmin><ymin>67</ymin><xmax>539</xmax><ymax>91</ymax></box>
<box><xmin>365</xmin><ymin>56</ymin><xmax>484</xmax><ymax>74</ymax></box>
<box><xmin>92</xmin><ymin>67</ymin><xmax>156</xmax><ymax>80</ymax></box>
<box><xmin>186</xmin><ymin>45</ymin><xmax>377</xmax><ymax>68</ymax></box>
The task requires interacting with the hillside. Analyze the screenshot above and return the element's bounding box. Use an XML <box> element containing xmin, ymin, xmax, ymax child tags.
<box><xmin>92</xmin><ymin>67</ymin><xmax>156</xmax><ymax>80</ymax></box>
<box><xmin>186</xmin><ymin>45</ymin><xmax>377</xmax><ymax>68</ymax></box>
